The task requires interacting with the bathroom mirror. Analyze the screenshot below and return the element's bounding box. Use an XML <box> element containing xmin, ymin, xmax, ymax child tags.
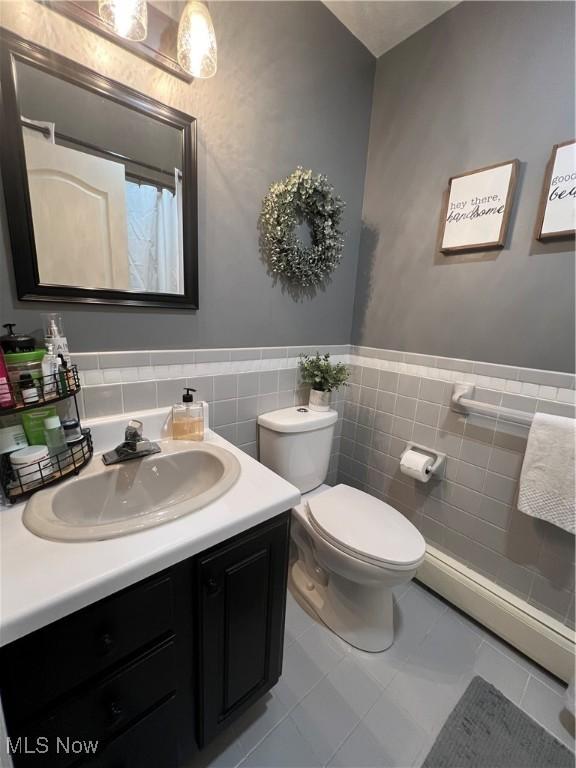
<box><xmin>0</xmin><ymin>31</ymin><xmax>198</xmax><ymax>308</ymax></box>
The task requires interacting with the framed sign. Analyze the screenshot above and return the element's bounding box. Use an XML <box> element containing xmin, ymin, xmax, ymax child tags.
<box><xmin>439</xmin><ymin>160</ymin><xmax>519</xmax><ymax>253</ymax></box>
<box><xmin>535</xmin><ymin>140</ymin><xmax>576</xmax><ymax>241</ymax></box>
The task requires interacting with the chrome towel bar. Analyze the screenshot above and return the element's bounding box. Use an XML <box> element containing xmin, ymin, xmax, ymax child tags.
<box><xmin>451</xmin><ymin>384</ymin><xmax>533</xmax><ymax>426</ymax></box>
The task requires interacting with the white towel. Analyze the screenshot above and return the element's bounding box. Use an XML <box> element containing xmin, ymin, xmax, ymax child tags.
<box><xmin>518</xmin><ymin>413</ymin><xmax>575</xmax><ymax>534</ymax></box>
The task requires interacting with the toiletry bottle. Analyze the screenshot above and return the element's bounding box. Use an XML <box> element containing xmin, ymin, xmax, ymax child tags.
<box><xmin>56</xmin><ymin>355</ymin><xmax>68</xmax><ymax>396</ymax></box>
<box><xmin>42</xmin><ymin>343</ymin><xmax>58</xmax><ymax>400</ymax></box>
<box><xmin>11</xmin><ymin>445</ymin><xmax>53</xmax><ymax>487</ymax></box>
<box><xmin>19</xmin><ymin>373</ymin><xmax>39</xmax><ymax>404</ymax></box>
<box><xmin>0</xmin><ymin>323</ymin><xmax>35</xmax><ymax>353</ymax></box>
<box><xmin>0</xmin><ymin>349</ymin><xmax>15</xmax><ymax>409</ymax></box>
<box><xmin>4</xmin><ymin>350</ymin><xmax>45</xmax><ymax>395</ymax></box>
<box><xmin>61</xmin><ymin>418</ymin><xmax>82</xmax><ymax>443</ymax></box>
<box><xmin>56</xmin><ymin>354</ymin><xmax>74</xmax><ymax>395</ymax></box>
<box><xmin>172</xmin><ymin>388</ymin><xmax>204</xmax><ymax>441</ymax></box>
<box><xmin>43</xmin><ymin>313</ymin><xmax>71</xmax><ymax>365</ymax></box>
<box><xmin>58</xmin><ymin>354</ymin><xmax>76</xmax><ymax>392</ymax></box>
<box><xmin>22</xmin><ymin>406</ymin><xmax>58</xmax><ymax>445</ymax></box>
<box><xmin>44</xmin><ymin>415</ymin><xmax>70</xmax><ymax>470</ymax></box>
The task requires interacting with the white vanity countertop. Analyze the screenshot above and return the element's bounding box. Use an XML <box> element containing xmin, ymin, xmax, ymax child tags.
<box><xmin>0</xmin><ymin>425</ymin><xmax>300</xmax><ymax>647</ymax></box>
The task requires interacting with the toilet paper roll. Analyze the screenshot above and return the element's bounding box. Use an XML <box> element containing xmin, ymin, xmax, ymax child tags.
<box><xmin>400</xmin><ymin>449</ymin><xmax>435</xmax><ymax>482</ymax></box>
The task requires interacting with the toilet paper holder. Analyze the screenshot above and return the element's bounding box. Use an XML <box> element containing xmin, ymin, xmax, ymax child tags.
<box><xmin>400</xmin><ymin>442</ymin><xmax>446</xmax><ymax>478</ymax></box>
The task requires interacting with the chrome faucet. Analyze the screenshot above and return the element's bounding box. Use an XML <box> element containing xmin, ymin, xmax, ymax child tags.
<box><xmin>102</xmin><ymin>419</ymin><xmax>161</xmax><ymax>465</ymax></box>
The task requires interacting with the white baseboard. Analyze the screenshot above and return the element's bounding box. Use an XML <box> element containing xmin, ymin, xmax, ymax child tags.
<box><xmin>417</xmin><ymin>545</ymin><xmax>575</xmax><ymax>683</ymax></box>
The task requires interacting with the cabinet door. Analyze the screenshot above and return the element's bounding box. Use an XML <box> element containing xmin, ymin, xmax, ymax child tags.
<box><xmin>196</xmin><ymin>513</ymin><xmax>290</xmax><ymax>746</ymax></box>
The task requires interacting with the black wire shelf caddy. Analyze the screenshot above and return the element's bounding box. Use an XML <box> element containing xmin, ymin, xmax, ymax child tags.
<box><xmin>0</xmin><ymin>365</ymin><xmax>81</xmax><ymax>415</ymax></box>
<box><xmin>0</xmin><ymin>364</ymin><xmax>93</xmax><ymax>503</ymax></box>
<box><xmin>0</xmin><ymin>429</ymin><xmax>93</xmax><ymax>503</ymax></box>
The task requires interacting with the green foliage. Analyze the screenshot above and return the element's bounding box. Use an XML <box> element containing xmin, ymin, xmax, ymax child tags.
<box><xmin>260</xmin><ymin>167</ymin><xmax>345</xmax><ymax>288</ymax></box>
<box><xmin>298</xmin><ymin>352</ymin><xmax>350</xmax><ymax>393</ymax></box>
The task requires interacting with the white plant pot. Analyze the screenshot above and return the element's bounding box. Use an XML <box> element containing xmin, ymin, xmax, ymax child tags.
<box><xmin>309</xmin><ymin>389</ymin><xmax>331</xmax><ymax>411</ymax></box>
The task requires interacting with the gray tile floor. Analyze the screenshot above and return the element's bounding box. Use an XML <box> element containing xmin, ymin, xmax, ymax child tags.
<box><xmin>194</xmin><ymin>582</ymin><xmax>575</xmax><ymax>768</ymax></box>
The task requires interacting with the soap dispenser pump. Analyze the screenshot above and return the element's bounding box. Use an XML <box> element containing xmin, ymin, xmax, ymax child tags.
<box><xmin>172</xmin><ymin>388</ymin><xmax>204</xmax><ymax>441</ymax></box>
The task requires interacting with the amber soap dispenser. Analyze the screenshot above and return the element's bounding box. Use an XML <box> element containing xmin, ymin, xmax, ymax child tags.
<box><xmin>172</xmin><ymin>388</ymin><xmax>204</xmax><ymax>441</ymax></box>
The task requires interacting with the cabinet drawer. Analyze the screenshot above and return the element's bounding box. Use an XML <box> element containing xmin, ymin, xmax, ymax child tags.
<box><xmin>1</xmin><ymin>575</ymin><xmax>174</xmax><ymax>724</ymax></box>
<box><xmin>91</xmin><ymin>695</ymin><xmax>179</xmax><ymax>768</ymax></box>
<box><xmin>10</xmin><ymin>640</ymin><xmax>177</xmax><ymax>768</ymax></box>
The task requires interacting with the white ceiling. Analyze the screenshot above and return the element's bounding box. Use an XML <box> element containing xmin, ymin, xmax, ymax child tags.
<box><xmin>151</xmin><ymin>1</ymin><xmax>459</xmax><ymax>60</ymax></box>
<box><xmin>323</xmin><ymin>1</ymin><xmax>459</xmax><ymax>58</ymax></box>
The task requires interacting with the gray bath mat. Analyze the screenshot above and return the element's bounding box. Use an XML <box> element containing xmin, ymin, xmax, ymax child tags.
<box><xmin>423</xmin><ymin>676</ymin><xmax>573</xmax><ymax>768</ymax></box>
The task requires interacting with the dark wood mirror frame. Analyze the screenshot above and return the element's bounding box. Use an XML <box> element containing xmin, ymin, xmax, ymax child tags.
<box><xmin>41</xmin><ymin>1</ymin><xmax>193</xmax><ymax>83</ymax></box>
<box><xmin>0</xmin><ymin>29</ymin><xmax>199</xmax><ymax>309</ymax></box>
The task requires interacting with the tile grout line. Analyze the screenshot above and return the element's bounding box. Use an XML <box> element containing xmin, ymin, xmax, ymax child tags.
<box><xmin>280</xmin><ymin>589</ymin><xmax>430</xmax><ymax>767</ymax></box>
<box><xmin>235</xmin><ymin>627</ymin><xmax>353</xmax><ymax>768</ymax></box>
<box><xmin>238</xmin><ymin>584</ymin><xmax>571</xmax><ymax>768</ymax></box>
<box><xmin>318</xmin><ymin>684</ymin><xmax>389</xmax><ymax>768</ymax></box>
<box><xmin>516</xmin><ymin>672</ymin><xmax>573</xmax><ymax>748</ymax></box>
<box><xmin>518</xmin><ymin>672</ymin><xmax>532</xmax><ymax>707</ymax></box>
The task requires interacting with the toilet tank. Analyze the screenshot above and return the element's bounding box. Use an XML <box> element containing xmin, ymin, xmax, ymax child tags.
<box><xmin>258</xmin><ymin>406</ymin><xmax>338</xmax><ymax>493</ymax></box>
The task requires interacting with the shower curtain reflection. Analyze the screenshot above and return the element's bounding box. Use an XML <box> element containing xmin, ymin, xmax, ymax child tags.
<box><xmin>125</xmin><ymin>176</ymin><xmax>184</xmax><ymax>294</ymax></box>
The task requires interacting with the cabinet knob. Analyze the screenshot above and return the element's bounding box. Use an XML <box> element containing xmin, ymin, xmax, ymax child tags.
<box><xmin>108</xmin><ymin>700</ymin><xmax>123</xmax><ymax>723</ymax></box>
<box><xmin>205</xmin><ymin>576</ymin><xmax>221</xmax><ymax>596</ymax></box>
<box><xmin>100</xmin><ymin>631</ymin><xmax>114</xmax><ymax>654</ymax></box>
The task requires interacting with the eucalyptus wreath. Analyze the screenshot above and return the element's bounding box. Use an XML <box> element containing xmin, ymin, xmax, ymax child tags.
<box><xmin>260</xmin><ymin>167</ymin><xmax>345</xmax><ymax>288</ymax></box>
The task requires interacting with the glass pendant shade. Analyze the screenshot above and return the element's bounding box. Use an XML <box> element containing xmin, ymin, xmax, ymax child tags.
<box><xmin>98</xmin><ymin>0</ymin><xmax>148</xmax><ymax>41</ymax></box>
<box><xmin>177</xmin><ymin>1</ymin><xmax>217</xmax><ymax>79</ymax></box>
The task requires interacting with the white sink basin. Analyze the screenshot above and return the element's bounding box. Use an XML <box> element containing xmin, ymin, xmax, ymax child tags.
<box><xmin>23</xmin><ymin>441</ymin><xmax>241</xmax><ymax>542</ymax></box>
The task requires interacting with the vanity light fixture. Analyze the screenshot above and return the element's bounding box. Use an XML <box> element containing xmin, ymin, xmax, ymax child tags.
<box><xmin>177</xmin><ymin>1</ymin><xmax>217</xmax><ymax>79</ymax></box>
<box><xmin>98</xmin><ymin>0</ymin><xmax>148</xmax><ymax>41</ymax></box>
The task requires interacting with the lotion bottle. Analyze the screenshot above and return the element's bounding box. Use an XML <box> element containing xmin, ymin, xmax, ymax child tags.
<box><xmin>172</xmin><ymin>388</ymin><xmax>204</xmax><ymax>441</ymax></box>
<box><xmin>43</xmin><ymin>313</ymin><xmax>71</xmax><ymax>365</ymax></box>
<box><xmin>42</xmin><ymin>343</ymin><xmax>58</xmax><ymax>400</ymax></box>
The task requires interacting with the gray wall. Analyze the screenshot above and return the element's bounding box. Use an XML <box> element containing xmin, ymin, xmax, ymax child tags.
<box><xmin>352</xmin><ymin>1</ymin><xmax>575</xmax><ymax>373</ymax></box>
<box><xmin>0</xmin><ymin>2</ymin><xmax>374</xmax><ymax>351</ymax></box>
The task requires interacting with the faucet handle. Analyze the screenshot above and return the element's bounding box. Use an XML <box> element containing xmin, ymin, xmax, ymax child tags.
<box><xmin>125</xmin><ymin>419</ymin><xmax>144</xmax><ymax>444</ymax></box>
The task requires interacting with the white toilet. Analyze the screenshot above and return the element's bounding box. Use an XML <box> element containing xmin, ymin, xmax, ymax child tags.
<box><xmin>258</xmin><ymin>406</ymin><xmax>426</xmax><ymax>652</ymax></box>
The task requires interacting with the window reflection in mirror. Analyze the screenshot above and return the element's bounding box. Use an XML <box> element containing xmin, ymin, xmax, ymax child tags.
<box><xmin>16</xmin><ymin>61</ymin><xmax>185</xmax><ymax>295</ymax></box>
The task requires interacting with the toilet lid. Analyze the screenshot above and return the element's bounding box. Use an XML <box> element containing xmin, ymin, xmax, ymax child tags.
<box><xmin>307</xmin><ymin>484</ymin><xmax>426</xmax><ymax>568</ymax></box>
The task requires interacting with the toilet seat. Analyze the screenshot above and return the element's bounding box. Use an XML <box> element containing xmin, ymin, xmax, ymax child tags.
<box><xmin>306</xmin><ymin>484</ymin><xmax>426</xmax><ymax>570</ymax></box>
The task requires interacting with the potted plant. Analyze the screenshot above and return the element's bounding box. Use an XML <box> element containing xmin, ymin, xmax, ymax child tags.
<box><xmin>298</xmin><ymin>352</ymin><xmax>350</xmax><ymax>411</ymax></box>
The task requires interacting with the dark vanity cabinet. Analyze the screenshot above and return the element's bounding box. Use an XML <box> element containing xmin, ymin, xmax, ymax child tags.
<box><xmin>0</xmin><ymin>512</ymin><xmax>290</xmax><ymax>767</ymax></box>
